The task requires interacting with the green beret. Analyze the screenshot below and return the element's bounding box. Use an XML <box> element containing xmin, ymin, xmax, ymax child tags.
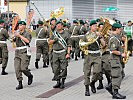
<box><xmin>50</xmin><ymin>17</ymin><xmax>57</xmax><ymax>22</ymax></box>
<box><xmin>0</xmin><ymin>19</ymin><xmax>5</xmax><ymax>24</ymax></box>
<box><xmin>90</xmin><ymin>20</ymin><xmax>97</xmax><ymax>26</ymax></box>
<box><xmin>56</xmin><ymin>21</ymin><xmax>63</xmax><ymax>25</ymax></box>
<box><xmin>18</xmin><ymin>21</ymin><xmax>26</xmax><ymax>25</ymax></box>
<box><xmin>73</xmin><ymin>20</ymin><xmax>78</xmax><ymax>24</ymax></box>
<box><xmin>63</xmin><ymin>23</ymin><xmax>68</xmax><ymax>27</ymax></box>
<box><xmin>79</xmin><ymin>20</ymin><xmax>84</xmax><ymax>25</ymax></box>
<box><xmin>112</xmin><ymin>23</ymin><xmax>122</xmax><ymax>28</ymax></box>
<box><xmin>98</xmin><ymin>22</ymin><xmax>104</xmax><ymax>27</ymax></box>
<box><xmin>38</xmin><ymin>21</ymin><xmax>43</xmax><ymax>25</ymax></box>
<box><xmin>96</xmin><ymin>18</ymin><xmax>100</xmax><ymax>22</ymax></box>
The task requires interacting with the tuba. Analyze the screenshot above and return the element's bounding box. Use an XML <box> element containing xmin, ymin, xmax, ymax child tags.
<box><xmin>79</xmin><ymin>32</ymin><xmax>99</xmax><ymax>55</ymax></box>
<box><xmin>99</xmin><ymin>17</ymin><xmax>115</xmax><ymax>52</ymax></box>
<box><xmin>122</xmin><ymin>36</ymin><xmax>130</xmax><ymax>64</ymax></box>
<box><xmin>100</xmin><ymin>17</ymin><xmax>116</xmax><ymax>38</ymax></box>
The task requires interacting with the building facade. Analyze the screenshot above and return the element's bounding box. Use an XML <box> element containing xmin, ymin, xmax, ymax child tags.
<box><xmin>9</xmin><ymin>0</ymin><xmax>29</xmax><ymax>20</ymax></box>
<box><xmin>30</xmin><ymin>0</ymin><xmax>133</xmax><ymax>23</ymax></box>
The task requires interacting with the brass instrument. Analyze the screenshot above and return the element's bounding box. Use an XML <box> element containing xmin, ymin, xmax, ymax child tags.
<box><xmin>79</xmin><ymin>32</ymin><xmax>99</xmax><ymax>55</ymax></box>
<box><xmin>100</xmin><ymin>17</ymin><xmax>116</xmax><ymax>38</ymax></box>
<box><xmin>123</xmin><ymin>36</ymin><xmax>130</xmax><ymax>64</ymax></box>
<box><xmin>11</xmin><ymin>15</ymin><xmax>20</xmax><ymax>48</ymax></box>
<box><xmin>99</xmin><ymin>17</ymin><xmax>115</xmax><ymax>52</ymax></box>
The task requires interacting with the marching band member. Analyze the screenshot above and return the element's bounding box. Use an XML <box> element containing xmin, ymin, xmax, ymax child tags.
<box><xmin>69</xmin><ymin>20</ymin><xmax>80</xmax><ymax>60</ymax></box>
<box><xmin>82</xmin><ymin>20</ymin><xmax>105</xmax><ymax>96</ymax></box>
<box><xmin>106</xmin><ymin>23</ymin><xmax>126</xmax><ymax>99</ymax></box>
<box><xmin>13</xmin><ymin>21</ymin><xmax>33</xmax><ymax>90</ymax></box>
<box><xmin>35</xmin><ymin>21</ymin><xmax>49</xmax><ymax>69</ymax></box>
<box><xmin>48</xmin><ymin>21</ymin><xmax>71</xmax><ymax>89</ymax></box>
<box><xmin>97</xmin><ymin>22</ymin><xmax>111</xmax><ymax>90</ymax></box>
<box><xmin>0</xmin><ymin>19</ymin><xmax>9</xmax><ymax>75</ymax></box>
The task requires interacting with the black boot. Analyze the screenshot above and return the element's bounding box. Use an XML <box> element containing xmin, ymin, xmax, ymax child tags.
<box><xmin>90</xmin><ymin>81</ymin><xmax>96</xmax><ymax>93</ymax></box>
<box><xmin>82</xmin><ymin>52</ymin><xmax>84</xmax><ymax>59</ymax></box>
<box><xmin>53</xmin><ymin>80</ymin><xmax>61</xmax><ymax>88</ymax></box>
<box><xmin>35</xmin><ymin>61</ymin><xmax>39</xmax><ymax>69</ymax></box>
<box><xmin>43</xmin><ymin>62</ymin><xmax>48</xmax><ymax>68</ymax></box>
<box><xmin>47</xmin><ymin>59</ymin><xmax>49</xmax><ymax>65</ymax></box>
<box><xmin>112</xmin><ymin>89</ymin><xmax>126</xmax><ymax>99</ymax></box>
<box><xmin>28</xmin><ymin>75</ymin><xmax>33</xmax><ymax>85</ymax></box>
<box><xmin>75</xmin><ymin>56</ymin><xmax>78</xmax><ymax>61</ymax></box>
<box><xmin>97</xmin><ymin>80</ymin><xmax>104</xmax><ymax>90</ymax></box>
<box><xmin>107</xmin><ymin>77</ymin><xmax>111</xmax><ymax>85</ymax></box>
<box><xmin>1</xmin><ymin>67</ymin><xmax>8</xmax><ymax>75</ymax></box>
<box><xmin>122</xmin><ymin>70</ymin><xmax>125</xmax><ymax>79</ymax></box>
<box><xmin>85</xmin><ymin>85</ymin><xmax>90</xmax><ymax>96</ymax></box>
<box><xmin>105</xmin><ymin>71</ymin><xmax>111</xmax><ymax>85</ymax></box>
<box><xmin>71</xmin><ymin>52</ymin><xmax>74</xmax><ymax>59</ymax></box>
<box><xmin>78</xmin><ymin>52</ymin><xmax>80</xmax><ymax>58</ymax></box>
<box><xmin>60</xmin><ymin>78</ymin><xmax>65</xmax><ymax>89</ymax></box>
<box><xmin>16</xmin><ymin>81</ymin><xmax>23</xmax><ymax>90</ymax></box>
<box><xmin>105</xmin><ymin>83</ymin><xmax>113</xmax><ymax>95</ymax></box>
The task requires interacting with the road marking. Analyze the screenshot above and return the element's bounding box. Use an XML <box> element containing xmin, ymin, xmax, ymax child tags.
<box><xmin>36</xmin><ymin>75</ymin><xmax>84</xmax><ymax>98</ymax></box>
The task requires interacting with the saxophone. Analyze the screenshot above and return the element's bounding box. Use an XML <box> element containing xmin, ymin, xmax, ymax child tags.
<box><xmin>122</xmin><ymin>36</ymin><xmax>130</xmax><ymax>64</ymax></box>
<box><xmin>79</xmin><ymin>32</ymin><xmax>99</xmax><ymax>55</ymax></box>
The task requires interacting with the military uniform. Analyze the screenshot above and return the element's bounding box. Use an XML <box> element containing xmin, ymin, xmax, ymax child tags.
<box><xmin>106</xmin><ymin>23</ymin><xmax>126</xmax><ymax>99</ymax></box>
<box><xmin>0</xmin><ymin>20</ymin><xmax>9</xmax><ymax>75</ymax></box>
<box><xmin>78</xmin><ymin>20</ymin><xmax>87</xmax><ymax>58</ymax></box>
<box><xmin>50</xmin><ymin>21</ymin><xmax>71</xmax><ymax>89</ymax></box>
<box><xmin>97</xmin><ymin>45</ymin><xmax>111</xmax><ymax>90</ymax></box>
<box><xmin>49</xmin><ymin>18</ymin><xmax>57</xmax><ymax>75</ymax></box>
<box><xmin>119</xmin><ymin>31</ymin><xmax>126</xmax><ymax>79</ymax></box>
<box><xmin>82</xmin><ymin>20</ymin><xmax>105</xmax><ymax>96</ymax></box>
<box><xmin>83</xmin><ymin>33</ymin><xmax>102</xmax><ymax>92</ymax></box>
<box><xmin>78</xmin><ymin>21</ymin><xmax>87</xmax><ymax>35</ymax></box>
<box><xmin>69</xmin><ymin>20</ymin><xmax>80</xmax><ymax>60</ymax></box>
<box><xmin>14</xmin><ymin>21</ymin><xmax>33</xmax><ymax>90</ymax></box>
<box><xmin>97</xmin><ymin>22</ymin><xmax>111</xmax><ymax>89</ymax></box>
<box><xmin>35</xmin><ymin>21</ymin><xmax>49</xmax><ymax>68</ymax></box>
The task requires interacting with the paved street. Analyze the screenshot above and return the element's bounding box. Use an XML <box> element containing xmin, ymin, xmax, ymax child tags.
<box><xmin>0</xmin><ymin>38</ymin><xmax>133</xmax><ymax>100</ymax></box>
